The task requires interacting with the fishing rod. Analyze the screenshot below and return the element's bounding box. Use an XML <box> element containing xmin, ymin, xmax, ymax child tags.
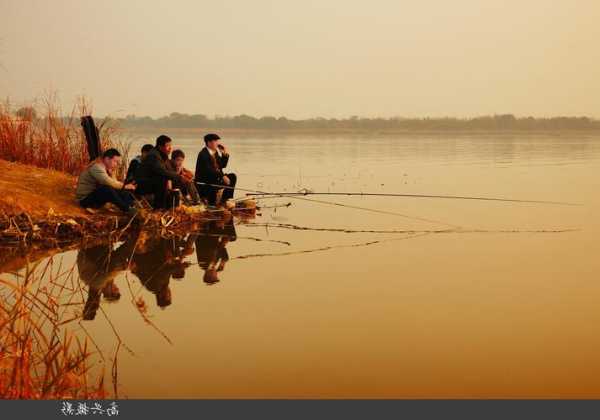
<box><xmin>245</xmin><ymin>191</ymin><xmax>580</xmax><ymax>206</ymax></box>
<box><xmin>195</xmin><ymin>181</ymin><xmax>461</xmax><ymax>228</ymax></box>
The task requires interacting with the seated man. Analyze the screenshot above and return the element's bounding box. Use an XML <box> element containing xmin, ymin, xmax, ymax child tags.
<box><xmin>194</xmin><ymin>133</ymin><xmax>237</xmax><ymax>206</ymax></box>
<box><xmin>75</xmin><ymin>148</ymin><xmax>137</xmax><ymax>215</ymax></box>
<box><xmin>168</xmin><ymin>149</ymin><xmax>201</xmax><ymax>205</ymax></box>
<box><xmin>125</xmin><ymin>143</ymin><xmax>153</xmax><ymax>183</ymax></box>
<box><xmin>135</xmin><ymin>135</ymin><xmax>190</xmax><ymax>209</ymax></box>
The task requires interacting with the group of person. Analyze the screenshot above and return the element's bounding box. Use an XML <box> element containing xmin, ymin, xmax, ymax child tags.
<box><xmin>75</xmin><ymin>133</ymin><xmax>237</xmax><ymax>215</ymax></box>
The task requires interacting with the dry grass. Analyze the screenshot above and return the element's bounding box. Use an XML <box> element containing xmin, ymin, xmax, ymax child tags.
<box><xmin>0</xmin><ymin>258</ymin><xmax>110</xmax><ymax>399</ymax></box>
<box><xmin>0</xmin><ymin>96</ymin><xmax>127</xmax><ymax>177</ymax></box>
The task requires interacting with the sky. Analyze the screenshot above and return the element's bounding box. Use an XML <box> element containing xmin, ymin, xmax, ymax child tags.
<box><xmin>1</xmin><ymin>0</ymin><xmax>599</xmax><ymax>119</ymax></box>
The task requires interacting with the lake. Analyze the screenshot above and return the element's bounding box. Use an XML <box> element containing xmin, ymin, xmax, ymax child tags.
<box><xmin>3</xmin><ymin>133</ymin><xmax>600</xmax><ymax>398</ymax></box>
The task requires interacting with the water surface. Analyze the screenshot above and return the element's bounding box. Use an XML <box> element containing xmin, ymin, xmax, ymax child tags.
<box><xmin>3</xmin><ymin>133</ymin><xmax>600</xmax><ymax>398</ymax></box>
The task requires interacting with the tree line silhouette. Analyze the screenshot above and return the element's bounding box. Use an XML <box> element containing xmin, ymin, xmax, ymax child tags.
<box><xmin>113</xmin><ymin>112</ymin><xmax>600</xmax><ymax>131</ymax></box>
<box><xmin>11</xmin><ymin>107</ymin><xmax>600</xmax><ymax>132</ymax></box>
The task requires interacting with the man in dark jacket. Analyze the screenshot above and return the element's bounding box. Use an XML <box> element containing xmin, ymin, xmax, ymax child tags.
<box><xmin>194</xmin><ymin>133</ymin><xmax>237</xmax><ymax>206</ymax></box>
<box><xmin>125</xmin><ymin>143</ymin><xmax>153</xmax><ymax>183</ymax></box>
<box><xmin>135</xmin><ymin>135</ymin><xmax>191</xmax><ymax>209</ymax></box>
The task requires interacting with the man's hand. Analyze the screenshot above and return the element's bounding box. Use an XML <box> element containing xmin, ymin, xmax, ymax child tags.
<box><xmin>182</xmin><ymin>167</ymin><xmax>194</xmax><ymax>179</ymax></box>
<box><xmin>124</xmin><ymin>182</ymin><xmax>136</xmax><ymax>191</ymax></box>
<box><xmin>222</xmin><ymin>175</ymin><xmax>231</xmax><ymax>186</ymax></box>
<box><xmin>182</xmin><ymin>171</ymin><xmax>194</xmax><ymax>182</ymax></box>
<box><xmin>218</xmin><ymin>144</ymin><xmax>229</xmax><ymax>156</ymax></box>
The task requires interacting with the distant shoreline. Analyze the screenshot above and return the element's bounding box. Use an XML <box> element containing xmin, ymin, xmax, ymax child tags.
<box><xmin>121</xmin><ymin>127</ymin><xmax>600</xmax><ymax>137</ymax></box>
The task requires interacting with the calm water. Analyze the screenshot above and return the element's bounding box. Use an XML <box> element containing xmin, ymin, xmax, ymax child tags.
<box><xmin>4</xmin><ymin>133</ymin><xmax>600</xmax><ymax>398</ymax></box>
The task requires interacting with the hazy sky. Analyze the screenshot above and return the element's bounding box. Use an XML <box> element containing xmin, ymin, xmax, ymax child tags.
<box><xmin>1</xmin><ymin>0</ymin><xmax>599</xmax><ymax>118</ymax></box>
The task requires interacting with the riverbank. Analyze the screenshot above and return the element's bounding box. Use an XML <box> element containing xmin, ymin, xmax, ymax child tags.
<box><xmin>0</xmin><ymin>159</ymin><xmax>257</xmax><ymax>253</ymax></box>
<box><xmin>0</xmin><ymin>159</ymin><xmax>136</xmax><ymax>248</ymax></box>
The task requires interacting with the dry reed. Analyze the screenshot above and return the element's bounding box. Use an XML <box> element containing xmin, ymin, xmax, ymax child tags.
<box><xmin>0</xmin><ymin>257</ymin><xmax>111</xmax><ymax>399</ymax></box>
<box><xmin>0</xmin><ymin>95</ymin><xmax>126</xmax><ymax>176</ymax></box>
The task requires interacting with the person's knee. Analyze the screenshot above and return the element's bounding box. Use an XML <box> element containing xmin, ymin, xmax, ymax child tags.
<box><xmin>96</xmin><ymin>184</ymin><xmax>114</xmax><ymax>195</ymax></box>
<box><xmin>228</xmin><ymin>173</ymin><xmax>237</xmax><ymax>186</ymax></box>
<box><xmin>118</xmin><ymin>190</ymin><xmax>134</xmax><ymax>205</ymax></box>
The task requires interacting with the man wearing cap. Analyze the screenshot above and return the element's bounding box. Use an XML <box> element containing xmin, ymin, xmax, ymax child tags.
<box><xmin>194</xmin><ymin>133</ymin><xmax>237</xmax><ymax>206</ymax></box>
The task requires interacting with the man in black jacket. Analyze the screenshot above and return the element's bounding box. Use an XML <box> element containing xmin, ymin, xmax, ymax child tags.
<box><xmin>194</xmin><ymin>133</ymin><xmax>237</xmax><ymax>205</ymax></box>
<box><xmin>135</xmin><ymin>135</ymin><xmax>191</xmax><ymax>209</ymax></box>
<box><xmin>125</xmin><ymin>143</ymin><xmax>153</xmax><ymax>183</ymax></box>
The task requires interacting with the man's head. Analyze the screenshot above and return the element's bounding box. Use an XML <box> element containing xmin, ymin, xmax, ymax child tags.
<box><xmin>141</xmin><ymin>143</ymin><xmax>153</xmax><ymax>158</ymax></box>
<box><xmin>171</xmin><ymin>149</ymin><xmax>185</xmax><ymax>169</ymax></box>
<box><xmin>156</xmin><ymin>135</ymin><xmax>173</xmax><ymax>156</ymax></box>
<box><xmin>204</xmin><ymin>133</ymin><xmax>221</xmax><ymax>151</ymax></box>
<box><xmin>101</xmin><ymin>148</ymin><xmax>121</xmax><ymax>172</ymax></box>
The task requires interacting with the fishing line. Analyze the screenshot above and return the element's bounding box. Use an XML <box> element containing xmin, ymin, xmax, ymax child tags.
<box><xmin>242</xmin><ymin>222</ymin><xmax>578</xmax><ymax>235</ymax></box>
<box><xmin>278</xmin><ymin>194</ymin><xmax>461</xmax><ymax>228</ymax></box>
<box><xmin>196</xmin><ymin>182</ymin><xmax>461</xmax><ymax>228</ymax></box>
<box><xmin>247</xmin><ymin>191</ymin><xmax>580</xmax><ymax>206</ymax></box>
<box><xmin>231</xmin><ymin>232</ymin><xmax>429</xmax><ymax>260</ymax></box>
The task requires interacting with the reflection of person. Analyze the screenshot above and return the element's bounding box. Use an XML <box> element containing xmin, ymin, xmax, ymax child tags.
<box><xmin>129</xmin><ymin>232</ymin><xmax>196</xmax><ymax>308</ymax></box>
<box><xmin>194</xmin><ymin>133</ymin><xmax>237</xmax><ymax>206</ymax></box>
<box><xmin>77</xmin><ymin>237</ymin><xmax>137</xmax><ymax>320</ymax></box>
<box><xmin>195</xmin><ymin>217</ymin><xmax>237</xmax><ymax>285</ymax></box>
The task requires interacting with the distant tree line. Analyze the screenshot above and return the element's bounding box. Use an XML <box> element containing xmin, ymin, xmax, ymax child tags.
<box><xmin>11</xmin><ymin>107</ymin><xmax>600</xmax><ymax>131</ymax></box>
<box><xmin>108</xmin><ymin>112</ymin><xmax>600</xmax><ymax>131</ymax></box>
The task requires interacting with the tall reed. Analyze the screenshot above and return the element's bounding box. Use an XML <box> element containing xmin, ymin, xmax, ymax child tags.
<box><xmin>0</xmin><ymin>96</ymin><xmax>126</xmax><ymax>176</ymax></box>
<box><xmin>0</xmin><ymin>258</ymin><xmax>111</xmax><ymax>399</ymax></box>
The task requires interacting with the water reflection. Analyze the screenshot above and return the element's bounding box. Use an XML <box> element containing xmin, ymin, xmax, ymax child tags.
<box><xmin>196</xmin><ymin>218</ymin><xmax>237</xmax><ymax>285</ymax></box>
<box><xmin>74</xmin><ymin>219</ymin><xmax>238</xmax><ymax>320</ymax></box>
<box><xmin>130</xmin><ymin>232</ymin><xmax>197</xmax><ymax>308</ymax></box>
<box><xmin>77</xmin><ymin>240</ymin><xmax>135</xmax><ymax>320</ymax></box>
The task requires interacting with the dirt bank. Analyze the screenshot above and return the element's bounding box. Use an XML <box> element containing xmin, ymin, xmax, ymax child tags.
<box><xmin>0</xmin><ymin>159</ymin><xmax>86</xmax><ymax>218</ymax></box>
<box><xmin>0</xmin><ymin>159</ymin><xmax>256</xmax><ymax>253</ymax></box>
<box><xmin>0</xmin><ymin>159</ymin><xmax>140</xmax><ymax>251</ymax></box>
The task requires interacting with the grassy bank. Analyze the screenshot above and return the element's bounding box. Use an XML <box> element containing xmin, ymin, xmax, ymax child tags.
<box><xmin>0</xmin><ymin>159</ymin><xmax>257</xmax><ymax>252</ymax></box>
<box><xmin>0</xmin><ymin>159</ymin><xmax>135</xmax><ymax>249</ymax></box>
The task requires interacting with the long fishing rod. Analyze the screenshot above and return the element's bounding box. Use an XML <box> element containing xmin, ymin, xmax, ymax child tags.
<box><xmin>195</xmin><ymin>181</ymin><xmax>461</xmax><ymax>228</ymax></box>
<box><xmin>245</xmin><ymin>191</ymin><xmax>580</xmax><ymax>206</ymax></box>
